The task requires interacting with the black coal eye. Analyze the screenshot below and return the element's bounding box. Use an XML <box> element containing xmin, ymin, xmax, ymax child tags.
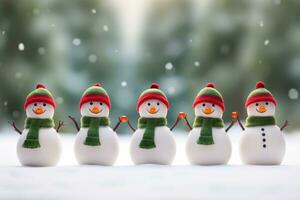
<box><xmin>202</xmin><ymin>104</ymin><xmax>206</xmax><ymax>107</ymax></box>
<box><xmin>157</xmin><ymin>102</ymin><xmax>160</xmax><ymax>106</ymax></box>
<box><xmin>90</xmin><ymin>102</ymin><xmax>93</xmax><ymax>105</ymax></box>
<box><xmin>34</xmin><ymin>103</ymin><xmax>37</xmax><ymax>106</ymax></box>
<box><xmin>43</xmin><ymin>103</ymin><xmax>46</xmax><ymax>107</ymax></box>
<box><xmin>147</xmin><ymin>103</ymin><xmax>151</xmax><ymax>106</ymax></box>
<box><xmin>212</xmin><ymin>104</ymin><xmax>215</xmax><ymax>107</ymax></box>
<box><xmin>265</xmin><ymin>102</ymin><xmax>269</xmax><ymax>105</ymax></box>
<box><xmin>256</xmin><ymin>103</ymin><xmax>259</xmax><ymax>106</ymax></box>
<box><xmin>100</xmin><ymin>102</ymin><xmax>103</xmax><ymax>106</ymax></box>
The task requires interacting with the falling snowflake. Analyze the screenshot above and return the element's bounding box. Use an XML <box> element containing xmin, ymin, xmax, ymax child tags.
<box><xmin>288</xmin><ymin>88</ymin><xmax>298</xmax><ymax>100</ymax></box>
<box><xmin>91</xmin><ymin>9</ymin><xmax>97</xmax><ymax>14</ymax></box>
<box><xmin>56</xmin><ymin>97</ymin><xmax>64</xmax><ymax>104</ymax></box>
<box><xmin>51</xmin><ymin>23</ymin><xmax>55</xmax><ymax>28</ymax></box>
<box><xmin>114</xmin><ymin>49</ymin><xmax>119</xmax><ymax>53</ymax></box>
<box><xmin>38</xmin><ymin>47</ymin><xmax>46</xmax><ymax>55</ymax></box>
<box><xmin>72</xmin><ymin>38</ymin><xmax>81</xmax><ymax>46</ymax></box>
<box><xmin>15</xmin><ymin>72</ymin><xmax>22</xmax><ymax>79</ymax></box>
<box><xmin>1</xmin><ymin>31</ymin><xmax>5</xmax><ymax>35</ymax></box>
<box><xmin>33</xmin><ymin>8</ymin><xmax>40</xmax><ymax>15</ymax></box>
<box><xmin>88</xmin><ymin>54</ymin><xmax>97</xmax><ymax>63</ymax></box>
<box><xmin>121</xmin><ymin>81</ymin><xmax>127</xmax><ymax>87</ymax></box>
<box><xmin>3</xmin><ymin>101</ymin><xmax>8</xmax><ymax>106</ymax></box>
<box><xmin>103</xmin><ymin>25</ymin><xmax>109</xmax><ymax>32</ymax></box>
<box><xmin>12</xmin><ymin>110</ymin><xmax>20</xmax><ymax>118</ymax></box>
<box><xmin>165</xmin><ymin>62</ymin><xmax>173</xmax><ymax>71</ymax></box>
<box><xmin>189</xmin><ymin>39</ymin><xmax>193</xmax><ymax>43</ymax></box>
<box><xmin>259</xmin><ymin>20</ymin><xmax>264</xmax><ymax>27</ymax></box>
<box><xmin>167</xmin><ymin>87</ymin><xmax>176</xmax><ymax>95</ymax></box>
<box><xmin>264</xmin><ymin>40</ymin><xmax>270</xmax><ymax>46</ymax></box>
<box><xmin>18</xmin><ymin>43</ymin><xmax>25</xmax><ymax>51</ymax></box>
<box><xmin>194</xmin><ymin>61</ymin><xmax>200</xmax><ymax>67</ymax></box>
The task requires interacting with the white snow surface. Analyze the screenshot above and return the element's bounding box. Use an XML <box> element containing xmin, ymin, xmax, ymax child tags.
<box><xmin>0</xmin><ymin>127</ymin><xmax>300</xmax><ymax>200</ymax></box>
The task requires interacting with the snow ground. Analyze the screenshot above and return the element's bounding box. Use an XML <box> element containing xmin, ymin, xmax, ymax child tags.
<box><xmin>0</xmin><ymin>127</ymin><xmax>300</xmax><ymax>200</ymax></box>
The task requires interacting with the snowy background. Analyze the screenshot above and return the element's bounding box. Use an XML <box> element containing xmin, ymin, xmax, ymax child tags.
<box><xmin>1</xmin><ymin>0</ymin><xmax>300</xmax><ymax>199</ymax></box>
<box><xmin>1</xmin><ymin>128</ymin><xmax>300</xmax><ymax>199</ymax></box>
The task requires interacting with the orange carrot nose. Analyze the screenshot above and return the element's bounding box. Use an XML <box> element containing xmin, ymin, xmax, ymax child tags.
<box><xmin>178</xmin><ymin>112</ymin><xmax>186</xmax><ymax>118</ymax></box>
<box><xmin>204</xmin><ymin>107</ymin><xmax>213</xmax><ymax>114</ymax></box>
<box><xmin>91</xmin><ymin>106</ymin><xmax>101</xmax><ymax>114</ymax></box>
<box><xmin>120</xmin><ymin>115</ymin><xmax>128</xmax><ymax>122</ymax></box>
<box><xmin>149</xmin><ymin>107</ymin><xmax>158</xmax><ymax>114</ymax></box>
<box><xmin>34</xmin><ymin>107</ymin><xmax>45</xmax><ymax>115</ymax></box>
<box><xmin>258</xmin><ymin>105</ymin><xmax>267</xmax><ymax>113</ymax></box>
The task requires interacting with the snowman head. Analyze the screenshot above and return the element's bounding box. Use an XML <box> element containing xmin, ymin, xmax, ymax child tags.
<box><xmin>193</xmin><ymin>83</ymin><xmax>225</xmax><ymax>118</ymax></box>
<box><xmin>79</xmin><ymin>83</ymin><xmax>111</xmax><ymax>117</ymax></box>
<box><xmin>80</xmin><ymin>101</ymin><xmax>109</xmax><ymax>117</ymax></box>
<box><xmin>194</xmin><ymin>102</ymin><xmax>223</xmax><ymax>118</ymax></box>
<box><xmin>26</xmin><ymin>102</ymin><xmax>55</xmax><ymax>119</ymax></box>
<box><xmin>247</xmin><ymin>101</ymin><xmax>276</xmax><ymax>117</ymax></box>
<box><xmin>24</xmin><ymin>84</ymin><xmax>56</xmax><ymax>119</ymax></box>
<box><xmin>245</xmin><ymin>81</ymin><xmax>277</xmax><ymax>117</ymax></box>
<box><xmin>138</xmin><ymin>99</ymin><xmax>168</xmax><ymax>118</ymax></box>
<box><xmin>137</xmin><ymin>83</ymin><xmax>169</xmax><ymax>118</ymax></box>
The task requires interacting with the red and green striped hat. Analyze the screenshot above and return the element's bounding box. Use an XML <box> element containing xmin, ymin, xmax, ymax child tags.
<box><xmin>136</xmin><ymin>83</ymin><xmax>169</xmax><ymax>111</ymax></box>
<box><xmin>24</xmin><ymin>84</ymin><xmax>56</xmax><ymax>110</ymax></box>
<box><xmin>192</xmin><ymin>83</ymin><xmax>225</xmax><ymax>111</ymax></box>
<box><xmin>245</xmin><ymin>81</ymin><xmax>276</xmax><ymax>108</ymax></box>
<box><xmin>79</xmin><ymin>83</ymin><xmax>111</xmax><ymax>109</ymax></box>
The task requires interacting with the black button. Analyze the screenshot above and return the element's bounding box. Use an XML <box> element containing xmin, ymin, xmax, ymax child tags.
<box><xmin>262</xmin><ymin>133</ymin><xmax>266</xmax><ymax>136</ymax></box>
<box><xmin>261</xmin><ymin>128</ymin><xmax>265</xmax><ymax>131</ymax></box>
<box><xmin>263</xmin><ymin>144</ymin><xmax>266</xmax><ymax>148</ymax></box>
<box><xmin>262</xmin><ymin>138</ymin><xmax>266</xmax><ymax>142</ymax></box>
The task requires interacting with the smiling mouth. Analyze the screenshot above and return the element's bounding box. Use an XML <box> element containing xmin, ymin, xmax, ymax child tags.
<box><xmin>32</xmin><ymin>108</ymin><xmax>46</xmax><ymax>115</ymax></box>
<box><xmin>89</xmin><ymin>108</ymin><xmax>102</xmax><ymax>114</ymax></box>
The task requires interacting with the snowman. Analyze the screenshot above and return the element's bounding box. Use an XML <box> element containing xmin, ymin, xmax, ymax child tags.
<box><xmin>69</xmin><ymin>83</ymin><xmax>121</xmax><ymax>166</ymax></box>
<box><xmin>10</xmin><ymin>84</ymin><xmax>63</xmax><ymax>166</ymax></box>
<box><xmin>128</xmin><ymin>83</ymin><xmax>179</xmax><ymax>165</ymax></box>
<box><xmin>238</xmin><ymin>81</ymin><xmax>287</xmax><ymax>165</ymax></box>
<box><xmin>183</xmin><ymin>83</ymin><xmax>235</xmax><ymax>165</ymax></box>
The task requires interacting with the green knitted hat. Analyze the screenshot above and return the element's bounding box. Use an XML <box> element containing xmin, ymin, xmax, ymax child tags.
<box><xmin>24</xmin><ymin>84</ymin><xmax>56</xmax><ymax>109</ymax></box>
<box><xmin>192</xmin><ymin>83</ymin><xmax>225</xmax><ymax>111</ymax></box>
<box><xmin>245</xmin><ymin>81</ymin><xmax>276</xmax><ymax>108</ymax></box>
<box><xmin>79</xmin><ymin>83</ymin><xmax>111</xmax><ymax>109</ymax></box>
<box><xmin>136</xmin><ymin>83</ymin><xmax>169</xmax><ymax>111</ymax></box>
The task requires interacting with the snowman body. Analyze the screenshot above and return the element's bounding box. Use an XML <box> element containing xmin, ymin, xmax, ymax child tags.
<box><xmin>17</xmin><ymin>128</ymin><xmax>62</xmax><ymax>166</ymax></box>
<box><xmin>186</xmin><ymin>127</ymin><xmax>231</xmax><ymax>165</ymax></box>
<box><xmin>130</xmin><ymin>126</ymin><xmax>176</xmax><ymax>165</ymax></box>
<box><xmin>239</xmin><ymin>125</ymin><xmax>285</xmax><ymax>165</ymax></box>
<box><xmin>74</xmin><ymin>126</ymin><xmax>119</xmax><ymax>165</ymax></box>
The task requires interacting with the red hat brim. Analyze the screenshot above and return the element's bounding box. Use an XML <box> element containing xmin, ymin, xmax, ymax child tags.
<box><xmin>245</xmin><ymin>94</ymin><xmax>277</xmax><ymax>108</ymax></box>
<box><xmin>136</xmin><ymin>93</ymin><xmax>169</xmax><ymax>112</ymax></box>
<box><xmin>192</xmin><ymin>95</ymin><xmax>225</xmax><ymax>111</ymax></box>
<box><xmin>24</xmin><ymin>95</ymin><xmax>56</xmax><ymax>110</ymax></box>
<box><xmin>79</xmin><ymin>94</ymin><xmax>111</xmax><ymax>109</ymax></box>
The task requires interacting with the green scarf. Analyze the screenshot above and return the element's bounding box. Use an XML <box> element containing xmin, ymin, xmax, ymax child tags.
<box><xmin>138</xmin><ymin>117</ymin><xmax>167</xmax><ymax>149</ymax></box>
<box><xmin>245</xmin><ymin>116</ymin><xmax>276</xmax><ymax>127</ymax></box>
<box><xmin>81</xmin><ymin>116</ymin><xmax>110</xmax><ymax>146</ymax></box>
<box><xmin>193</xmin><ymin>116</ymin><xmax>224</xmax><ymax>145</ymax></box>
<box><xmin>23</xmin><ymin>118</ymin><xmax>55</xmax><ymax>149</ymax></box>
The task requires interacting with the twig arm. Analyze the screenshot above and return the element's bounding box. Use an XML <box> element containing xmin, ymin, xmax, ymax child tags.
<box><xmin>9</xmin><ymin>121</ymin><xmax>22</xmax><ymax>135</ymax></box>
<box><xmin>183</xmin><ymin>116</ymin><xmax>193</xmax><ymax>131</ymax></box>
<box><xmin>68</xmin><ymin>115</ymin><xmax>80</xmax><ymax>131</ymax></box>
<box><xmin>237</xmin><ymin>118</ymin><xmax>245</xmax><ymax>131</ymax></box>
<box><xmin>225</xmin><ymin>121</ymin><xmax>236</xmax><ymax>132</ymax></box>
<box><xmin>127</xmin><ymin>120</ymin><xmax>136</xmax><ymax>132</ymax></box>
<box><xmin>280</xmin><ymin>120</ymin><xmax>288</xmax><ymax>131</ymax></box>
<box><xmin>56</xmin><ymin>121</ymin><xmax>64</xmax><ymax>132</ymax></box>
<box><xmin>170</xmin><ymin>117</ymin><xmax>180</xmax><ymax>131</ymax></box>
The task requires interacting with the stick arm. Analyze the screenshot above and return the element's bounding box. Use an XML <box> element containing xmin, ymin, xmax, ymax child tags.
<box><xmin>280</xmin><ymin>120</ymin><xmax>288</xmax><ymax>131</ymax></box>
<box><xmin>9</xmin><ymin>121</ymin><xmax>22</xmax><ymax>135</ymax></box>
<box><xmin>68</xmin><ymin>115</ymin><xmax>80</xmax><ymax>131</ymax></box>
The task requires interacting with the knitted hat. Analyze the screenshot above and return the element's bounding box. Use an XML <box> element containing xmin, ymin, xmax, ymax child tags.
<box><xmin>24</xmin><ymin>84</ymin><xmax>56</xmax><ymax>110</ymax></box>
<box><xmin>245</xmin><ymin>81</ymin><xmax>276</xmax><ymax>108</ymax></box>
<box><xmin>192</xmin><ymin>83</ymin><xmax>225</xmax><ymax>111</ymax></box>
<box><xmin>79</xmin><ymin>83</ymin><xmax>111</xmax><ymax>109</ymax></box>
<box><xmin>136</xmin><ymin>83</ymin><xmax>169</xmax><ymax>111</ymax></box>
